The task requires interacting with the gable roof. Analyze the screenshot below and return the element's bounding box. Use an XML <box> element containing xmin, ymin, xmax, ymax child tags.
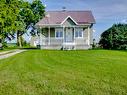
<box><xmin>36</xmin><ymin>11</ymin><xmax>95</xmax><ymax>26</ymax></box>
<box><xmin>61</xmin><ymin>16</ymin><xmax>78</xmax><ymax>25</ymax></box>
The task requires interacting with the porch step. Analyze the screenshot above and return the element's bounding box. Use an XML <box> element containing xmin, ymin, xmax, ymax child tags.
<box><xmin>62</xmin><ymin>46</ymin><xmax>75</xmax><ymax>50</ymax></box>
<box><xmin>62</xmin><ymin>42</ymin><xmax>76</xmax><ymax>50</ymax></box>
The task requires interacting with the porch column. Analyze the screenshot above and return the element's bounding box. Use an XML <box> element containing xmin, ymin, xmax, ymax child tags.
<box><xmin>73</xmin><ymin>26</ymin><xmax>76</xmax><ymax>50</ymax></box>
<box><xmin>39</xmin><ymin>27</ymin><xmax>42</xmax><ymax>46</ymax></box>
<box><xmin>73</xmin><ymin>27</ymin><xmax>76</xmax><ymax>43</ymax></box>
<box><xmin>48</xmin><ymin>27</ymin><xmax>50</xmax><ymax>45</ymax></box>
<box><xmin>87</xmin><ymin>26</ymin><xmax>90</xmax><ymax>45</ymax></box>
<box><xmin>63</xmin><ymin>26</ymin><xmax>65</xmax><ymax>43</ymax></box>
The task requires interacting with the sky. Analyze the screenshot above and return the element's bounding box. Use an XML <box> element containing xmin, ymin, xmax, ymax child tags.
<box><xmin>9</xmin><ymin>0</ymin><xmax>127</xmax><ymax>43</ymax></box>
<box><xmin>41</xmin><ymin>0</ymin><xmax>127</xmax><ymax>42</ymax></box>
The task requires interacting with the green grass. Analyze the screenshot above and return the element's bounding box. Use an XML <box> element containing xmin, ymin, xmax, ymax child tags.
<box><xmin>0</xmin><ymin>48</ymin><xmax>15</xmax><ymax>52</ymax></box>
<box><xmin>0</xmin><ymin>50</ymin><xmax>127</xmax><ymax>95</ymax></box>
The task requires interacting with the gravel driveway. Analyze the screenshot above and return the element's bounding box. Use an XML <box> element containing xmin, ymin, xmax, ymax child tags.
<box><xmin>0</xmin><ymin>49</ymin><xmax>26</xmax><ymax>60</ymax></box>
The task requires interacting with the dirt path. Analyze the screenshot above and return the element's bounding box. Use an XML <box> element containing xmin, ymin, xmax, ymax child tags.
<box><xmin>0</xmin><ymin>49</ymin><xmax>26</xmax><ymax>60</ymax></box>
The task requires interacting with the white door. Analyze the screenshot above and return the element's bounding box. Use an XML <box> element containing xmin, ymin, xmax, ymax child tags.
<box><xmin>65</xmin><ymin>28</ymin><xmax>73</xmax><ymax>42</ymax></box>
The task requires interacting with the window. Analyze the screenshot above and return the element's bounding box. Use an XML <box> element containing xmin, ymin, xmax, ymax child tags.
<box><xmin>75</xmin><ymin>31</ymin><xmax>78</xmax><ymax>37</ymax></box>
<box><xmin>75</xmin><ymin>28</ymin><xmax>83</xmax><ymax>38</ymax></box>
<box><xmin>55</xmin><ymin>28</ymin><xmax>63</xmax><ymax>38</ymax></box>
<box><xmin>56</xmin><ymin>31</ymin><xmax>63</xmax><ymax>38</ymax></box>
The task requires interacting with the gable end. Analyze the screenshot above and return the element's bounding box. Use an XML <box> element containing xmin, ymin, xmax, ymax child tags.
<box><xmin>61</xmin><ymin>16</ymin><xmax>78</xmax><ymax>25</ymax></box>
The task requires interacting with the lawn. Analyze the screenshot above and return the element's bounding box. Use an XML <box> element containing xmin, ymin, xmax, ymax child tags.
<box><xmin>0</xmin><ymin>50</ymin><xmax>127</xmax><ymax>95</ymax></box>
<box><xmin>0</xmin><ymin>48</ymin><xmax>16</xmax><ymax>52</ymax></box>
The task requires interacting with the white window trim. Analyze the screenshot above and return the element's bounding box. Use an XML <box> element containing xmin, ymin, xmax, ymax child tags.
<box><xmin>55</xmin><ymin>28</ymin><xmax>63</xmax><ymax>39</ymax></box>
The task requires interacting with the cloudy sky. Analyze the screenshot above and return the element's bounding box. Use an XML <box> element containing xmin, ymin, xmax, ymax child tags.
<box><xmin>42</xmin><ymin>0</ymin><xmax>127</xmax><ymax>41</ymax></box>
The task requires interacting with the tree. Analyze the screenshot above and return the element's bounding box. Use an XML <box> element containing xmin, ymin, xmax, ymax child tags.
<box><xmin>0</xmin><ymin>0</ymin><xmax>45</xmax><ymax>48</ymax></box>
<box><xmin>16</xmin><ymin>0</ymin><xmax>45</xmax><ymax>47</ymax></box>
<box><xmin>99</xmin><ymin>24</ymin><xmax>127</xmax><ymax>50</ymax></box>
<box><xmin>0</xmin><ymin>0</ymin><xmax>20</xmax><ymax>46</ymax></box>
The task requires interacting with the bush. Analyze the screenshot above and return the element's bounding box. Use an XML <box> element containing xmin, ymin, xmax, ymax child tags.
<box><xmin>99</xmin><ymin>24</ymin><xmax>127</xmax><ymax>50</ymax></box>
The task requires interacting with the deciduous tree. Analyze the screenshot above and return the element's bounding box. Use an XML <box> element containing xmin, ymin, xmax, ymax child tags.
<box><xmin>99</xmin><ymin>24</ymin><xmax>127</xmax><ymax>50</ymax></box>
<box><xmin>17</xmin><ymin>0</ymin><xmax>45</xmax><ymax>47</ymax></box>
<box><xmin>0</xmin><ymin>0</ymin><xmax>20</xmax><ymax>45</ymax></box>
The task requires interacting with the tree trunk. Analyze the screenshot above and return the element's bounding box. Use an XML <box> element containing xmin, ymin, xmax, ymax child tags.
<box><xmin>0</xmin><ymin>37</ymin><xmax>5</xmax><ymax>49</ymax></box>
<box><xmin>18</xmin><ymin>36</ymin><xmax>22</xmax><ymax>48</ymax></box>
<box><xmin>0</xmin><ymin>38</ymin><xmax>2</xmax><ymax>49</ymax></box>
<box><xmin>17</xmin><ymin>31</ymin><xmax>22</xmax><ymax>48</ymax></box>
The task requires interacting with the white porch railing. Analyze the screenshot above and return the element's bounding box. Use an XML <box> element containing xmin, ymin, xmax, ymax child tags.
<box><xmin>40</xmin><ymin>37</ymin><xmax>88</xmax><ymax>46</ymax></box>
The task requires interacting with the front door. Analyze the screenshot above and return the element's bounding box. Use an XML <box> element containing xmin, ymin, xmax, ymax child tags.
<box><xmin>65</xmin><ymin>27</ymin><xmax>74</xmax><ymax>42</ymax></box>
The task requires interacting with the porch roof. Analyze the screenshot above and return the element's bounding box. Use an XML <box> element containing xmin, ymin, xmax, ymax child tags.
<box><xmin>36</xmin><ymin>11</ymin><xmax>95</xmax><ymax>27</ymax></box>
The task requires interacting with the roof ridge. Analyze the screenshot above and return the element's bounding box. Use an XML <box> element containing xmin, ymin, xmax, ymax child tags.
<box><xmin>47</xmin><ymin>10</ymin><xmax>92</xmax><ymax>12</ymax></box>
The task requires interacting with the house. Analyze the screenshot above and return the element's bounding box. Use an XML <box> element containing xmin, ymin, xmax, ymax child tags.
<box><xmin>35</xmin><ymin>10</ymin><xmax>95</xmax><ymax>50</ymax></box>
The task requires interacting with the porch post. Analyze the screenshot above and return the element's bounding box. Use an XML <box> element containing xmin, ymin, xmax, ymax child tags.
<box><xmin>73</xmin><ymin>26</ymin><xmax>76</xmax><ymax>50</ymax></box>
<box><xmin>73</xmin><ymin>26</ymin><xmax>75</xmax><ymax>43</ymax></box>
<box><xmin>63</xmin><ymin>26</ymin><xmax>65</xmax><ymax>43</ymax></box>
<box><xmin>48</xmin><ymin>27</ymin><xmax>50</xmax><ymax>45</ymax></box>
<box><xmin>88</xmin><ymin>26</ymin><xmax>90</xmax><ymax>45</ymax></box>
<box><xmin>39</xmin><ymin>27</ymin><xmax>42</xmax><ymax>47</ymax></box>
<box><xmin>62</xmin><ymin>26</ymin><xmax>65</xmax><ymax>50</ymax></box>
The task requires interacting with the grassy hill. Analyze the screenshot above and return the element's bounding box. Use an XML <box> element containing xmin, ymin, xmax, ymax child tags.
<box><xmin>0</xmin><ymin>50</ymin><xmax>127</xmax><ymax>95</ymax></box>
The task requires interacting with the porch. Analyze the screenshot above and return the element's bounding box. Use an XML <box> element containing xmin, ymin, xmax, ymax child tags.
<box><xmin>39</xmin><ymin>26</ymin><xmax>91</xmax><ymax>50</ymax></box>
<box><xmin>40</xmin><ymin>37</ymin><xmax>89</xmax><ymax>49</ymax></box>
